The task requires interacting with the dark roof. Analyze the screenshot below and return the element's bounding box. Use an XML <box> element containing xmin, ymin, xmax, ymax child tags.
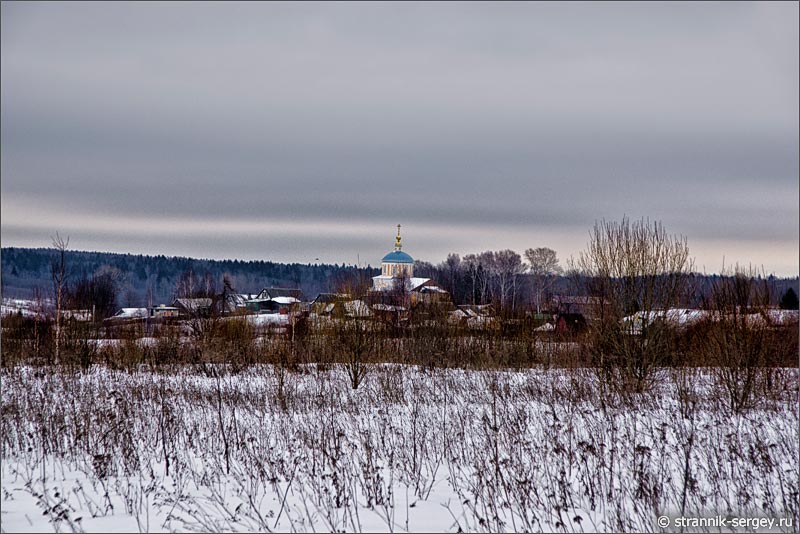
<box><xmin>313</xmin><ymin>293</ymin><xmax>348</xmax><ymax>304</ymax></box>
<box><xmin>172</xmin><ymin>298</ymin><xmax>213</xmax><ymax>311</ymax></box>
<box><xmin>555</xmin><ymin>296</ymin><xmax>604</xmax><ymax>305</ymax></box>
<box><xmin>553</xmin><ymin>296</ymin><xmax>608</xmax><ymax>319</ymax></box>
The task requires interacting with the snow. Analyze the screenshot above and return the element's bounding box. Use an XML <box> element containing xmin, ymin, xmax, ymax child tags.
<box><xmin>371</xmin><ymin>277</ymin><xmax>437</xmax><ymax>292</ymax></box>
<box><xmin>270</xmin><ymin>296</ymin><xmax>299</xmax><ymax>305</ymax></box>
<box><xmin>1</xmin><ymin>298</ymin><xmax>47</xmax><ymax>318</ymax></box>
<box><xmin>466</xmin><ymin>315</ymin><xmax>497</xmax><ymax>328</ymax></box>
<box><xmin>372</xmin><ymin>303</ymin><xmax>407</xmax><ymax>312</ymax></box>
<box><xmin>763</xmin><ymin>308</ymin><xmax>799</xmax><ymax>325</ymax></box>
<box><xmin>622</xmin><ymin>308</ymin><xmax>799</xmax><ymax>334</ymax></box>
<box><xmin>61</xmin><ymin>310</ymin><xmax>92</xmax><ymax>321</ymax></box>
<box><xmin>344</xmin><ymin>299</ymin><xmax>371</xmax><ymax>317</ymax></box>
<box><xmin>1</xmin><ymin>299</ymin><xmax>89</xmax><ymax>320</ymax></box>
<box><xmin>2</xmin><ymin>365</ymin><xmax>797</xmax><ymax>533</ymax></box>
<box><xmin>0</xmin><ymin>305</ymin><xmax>40</xmax><ymax>318</ymax></box>
<box><xmin>418</xmin><ymin>286</ymin><xmax>447</xmax><ymax>293</ymax></box>
<box><xmin>408</xmin><ymin>277</ymin><xmax>431</xmax><ymax>290</ymax></box>
<box><xmin>246</xmin><ymin>313</ymin><xmax>289</xmax><ymax>326</ymax></box>
<box><xmin>112</xmin><ymin>308</ymin><xmax>149</xmax><ymax>319</ymax></box>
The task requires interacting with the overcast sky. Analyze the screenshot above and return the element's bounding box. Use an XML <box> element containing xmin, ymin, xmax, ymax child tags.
<box><xmin>2</xmin><ymin>2</ymin><xmax>798</xmax><ymax>275</ymax></box>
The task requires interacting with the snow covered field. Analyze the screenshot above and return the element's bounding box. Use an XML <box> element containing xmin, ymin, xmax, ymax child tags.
<box><xmin>1</xmin><ymin>364</ymin><xmax>797</xmax><ymax>533</ymax></box>
<box><xmin>0</xmin><ymin>298</ymin><xmax>47</xmax><ymax>319</ymax></box>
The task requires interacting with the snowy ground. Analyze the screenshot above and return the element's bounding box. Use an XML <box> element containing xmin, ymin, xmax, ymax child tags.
<box><xmin>0</xmin><ymin>298</ymin><xmax>45</xmax><ymax>318</ymax></box>
<box><xmin>1</xmin><ymin>364</ymin><xmax>797</xmax><ymax>533</ymax></box>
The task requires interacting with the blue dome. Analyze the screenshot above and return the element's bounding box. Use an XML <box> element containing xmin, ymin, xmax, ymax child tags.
<box><xmin>382</xmin><ymin>250</ymin><xmax>414</xmax><ymax>264</ymax></box>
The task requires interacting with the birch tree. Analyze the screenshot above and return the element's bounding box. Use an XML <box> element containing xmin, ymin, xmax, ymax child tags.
<box><xmin>493</xmin><ymin>249</ymin><xmax>524</xmax><ymax>313</ymax></box>
<box><xmin>524</xmin><ymin>247</ymin><xmax>563</xmax><ymax>314</ymax></box>
<box><xmin>50</xmin><ymin>233</ymin><xmax>69</xmax><ymax>365</ymax></box>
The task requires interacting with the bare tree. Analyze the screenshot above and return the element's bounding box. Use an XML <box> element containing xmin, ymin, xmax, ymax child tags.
<box><xmin>440</xmin><ymin>253</ymin><xmax>461</xmax><ymax>299</ymax></box>
<box><xmin>50</xmin><ymin>233</ymin><xmax>69</xmax><ymax>365</ymax></box>
<box><xmin>202</xmin><ymin>271</ymin><xmax>217</xmax><ymax>298</ymax></box>
<box><xmin>174</xmin><ymin>268</ymin><xmax>196</xmax><ymax>300</ymax></box>
<box><xmin>573</xmin><ymin>217</ymin><xmax>692</xmax><ymax>393</ymax></box>
<box><xmin>329</xmin><ymin>268</ymin><xmax>373</xmax><ymax>298</ymax></box>
<box><xmin>702</xmin><ymin>265</ymin><xmax>776</xmax><ymax>412</ymax></box>
<box><xmin>477</xmin><ymin>251</ymin><xmax>495</xmax><ymax>305</ymax></box>
<box><xmin>69</xmin><ymin>270</ymin><xmax>119</xmax><ymax>321</ymax></box>
<box><xmin>146</xmin><ymin>283</ymin><xmax>155</xmax><ymax>310</ymax></box>
<box><xmin>493</xmin><ymin>249</ymin><xmax>524</xmax><ymax>313</ymax></box>
<box><xmin>462</xmin><ymin>254</ymin><xmax>480</xmax><ymax>305</ymax></box>
<box><xmin>524</xmin><ymin>247</ymin><xmax>563</xmax><ymax>314</ymax></box>
<box><xmin>31</xmin><ymin>285</ymin><xmax>46</xmax><ymax>362</ymax></box>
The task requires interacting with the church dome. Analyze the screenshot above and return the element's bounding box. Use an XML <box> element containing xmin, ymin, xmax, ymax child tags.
<box><xmin>382</xmin><ymin>250</ymin><xmax>414</xmax><ymax>264</ymax></box>
<box><xmin>375</xmin><ymin>224</ymin><xmax>415</xmax><ymax>285</ymax></box>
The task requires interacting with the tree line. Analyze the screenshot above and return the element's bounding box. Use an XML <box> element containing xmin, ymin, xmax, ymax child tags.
<box><xmin>1</xmin><ymin>247</ymin><xmax>378</xmax><ymax>307</ymax></box>
<box><xmin>2</xmin><ymin>229</ymin><xmax>798</xmax><ymax>320</ymax></box>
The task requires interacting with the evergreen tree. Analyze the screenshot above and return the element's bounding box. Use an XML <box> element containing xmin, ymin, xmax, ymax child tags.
<box><xmin>779</xmin><ymin>287</ymin><xmax>799</xmax><ymax>310</ymax></box>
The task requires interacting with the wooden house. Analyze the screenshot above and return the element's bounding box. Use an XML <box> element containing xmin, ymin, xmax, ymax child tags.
<box><xmin>172</xmin><ymin>298</ymin><xmax>213</xmax><ymax>318</ymax></box>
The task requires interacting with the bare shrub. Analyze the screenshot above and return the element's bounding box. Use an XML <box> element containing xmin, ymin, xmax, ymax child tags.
<box><xmin>702</xmin><ymin>266</ymin><xmax>785</xmax><ymax>413</ymax></box>
<box><xmin>332</xmin><ymin>317</ymin><xmax>375</xmax><ymax>389</ymax></box>
<box><xmin>573</xmin><ymin>217</ymin><xmax>692</xmax><ymax>394</ymax></box>
<box><xmin>148</xmin><ymin>325</ymin><xmax>183</xmax><ymax>367</ymax></box>
<box><xmin>1</xmin><ymin>314</ymin><xmax>53</xmax><ymax>367</ymax></box>
<box><xmin>211</xmin><ymin>315</ymin><xmax>257</xmax><ymax>369</ymax></box>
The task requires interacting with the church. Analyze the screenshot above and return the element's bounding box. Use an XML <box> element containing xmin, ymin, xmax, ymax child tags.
<box><xmin>370</xmin><ymin>225</ymin><xmax>449</xmax><ymax>305</ymax></box>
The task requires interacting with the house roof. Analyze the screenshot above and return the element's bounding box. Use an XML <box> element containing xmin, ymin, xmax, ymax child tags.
<box><xmin>113</xmin><ymin>308</ymin><xmax>149</xmax><ymax>318</ymax></box>
<box><xmin>313</xmin><ymin>293</ymin><xmax>349</xmax><ymax>303</ymax></box>
<box><xmin>370</xmin><ymin>276</ymin><xmax>434</xmax><ymax>291</ymax></box>
<box><xmin>457</xmin><ymin>304</ymin><xmax>495</xmax><ymax>316</ymax></box>
<box><xmin>271</xmin><ymin>296</ymin><xmax>300</xmax><ymax>305</ymax></box>
<box><xmin>408</xmin><ymin>277</ymin><xmax>431</xmax><ymax>290</ymax></box>
<box><xmin>555</xmin><ymin>296</ymin><xmax>605</xmax><ymax>305</ymax></box>
<box><xmin>224</xmin><ymin>293</ymin><xmax>249</xmax><ymax>306</ymax></box>
<box><xmin>417</xmin><ymin>285</ymin><xmax>447</xmax><ymax>293</ymax></box>
<box><xmin>173</xmin><ymin>298</ymin><xmax>213</xmax><ymax>311</ymax></box>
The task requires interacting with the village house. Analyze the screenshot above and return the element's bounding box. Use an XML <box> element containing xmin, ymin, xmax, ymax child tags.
<box><xmin>255</xmin><ymin>287</ymin><xmax>304</xmax><ymax>301</ymax></box>
<box><xmin>245</xmin><ymin>287</ymin><xmax>304</xmax><ymax>314</ymax></box>
<box><xmin>106</xmin><ymin>307</ymin><xmax>149</xmax><ymax>323</ymax></box>
<box><xmin>172</xmin><ymin>298</ymin><xmax>213</xmax><ymax>318</ymax></box>
<box><xmin>150</xmin><ymin>304</ymin><xmax>180</xmax><ymax>319</ymax></box>
<box><xmin>310</xmin><ymin>293</ymin><xmax>371</xmax><ymax>319</ymax></box>
<box><xmin>449</xmin><ymin>304</ymin><xmax>497</xmax><ymax>328</ymax></box>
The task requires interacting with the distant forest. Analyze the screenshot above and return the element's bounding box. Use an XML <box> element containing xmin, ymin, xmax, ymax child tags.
<box><xmin>0</xmin><ymin>247</ymin><xmax>378</xmax><ymax>306</ymax></box>
<box><xmin>1</xmin><ymin>247</ymin><xmax>797</xmax><ymax>314</ymax></box>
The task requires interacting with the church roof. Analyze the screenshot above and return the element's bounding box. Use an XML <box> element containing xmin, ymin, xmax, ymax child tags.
<box><xmin>381</xmin><ymin>250</ymin><xmax>414</xmax><ymax>264</ymax></box>
<box><xmin>371</xmin><ymin>276</ymin><xmax>432</xmax><ymax>290</ymax></box>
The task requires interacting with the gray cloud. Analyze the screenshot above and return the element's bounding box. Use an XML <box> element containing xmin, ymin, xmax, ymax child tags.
<box><xmin>2</xmin><ymin>1</ymin><xmax>798</xmax><ymax>274</ymax></box>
